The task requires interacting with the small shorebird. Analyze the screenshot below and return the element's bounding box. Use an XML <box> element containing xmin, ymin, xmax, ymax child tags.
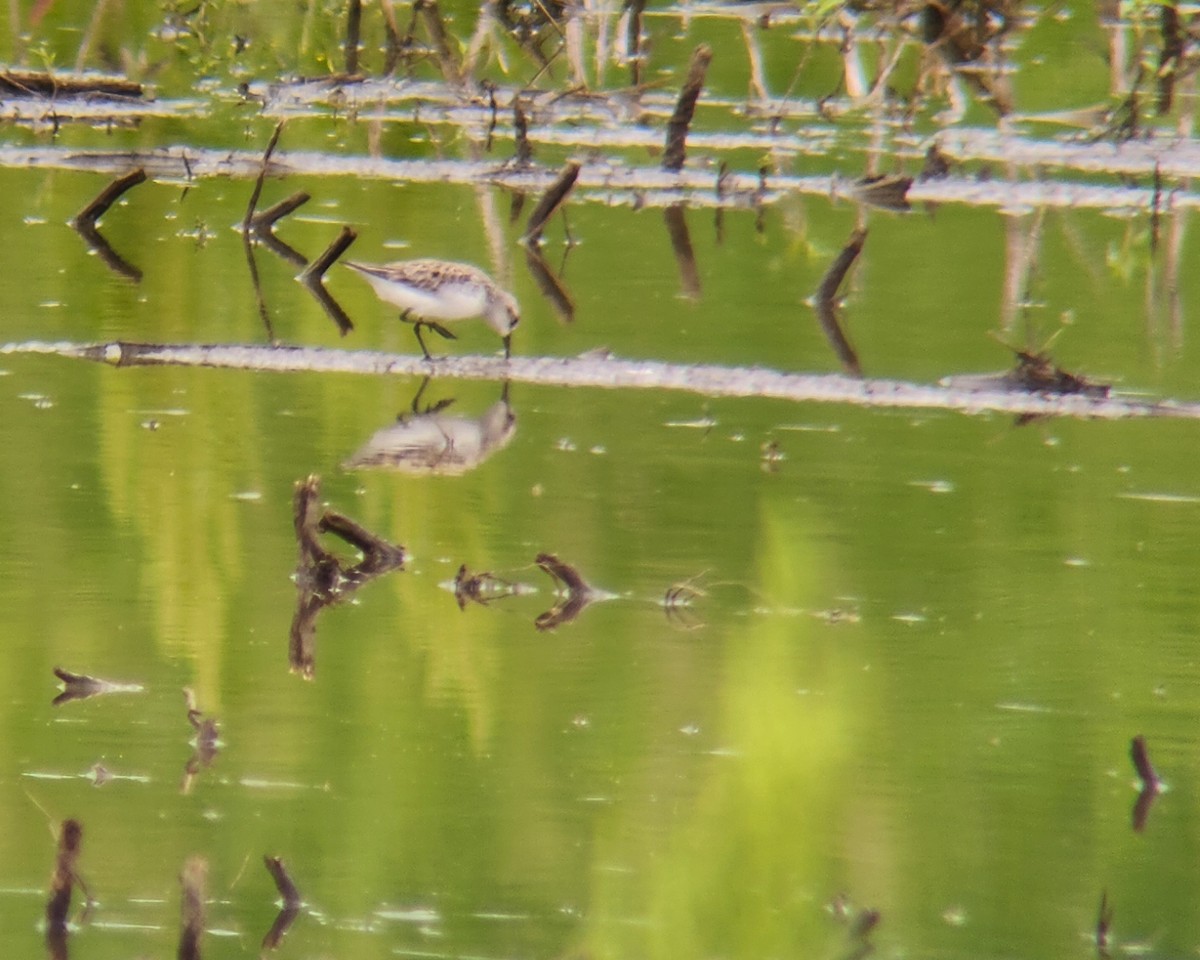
<box><xmin>345</xmin><ymin>258</ymin><xmax>519</xmax><ymax>359</ymax></box>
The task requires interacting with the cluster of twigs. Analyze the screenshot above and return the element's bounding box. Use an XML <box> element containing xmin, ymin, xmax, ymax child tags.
<box><xmin>42</xmin><ymin>818</ymin><xmax>304</xmax><ymax>959</ymax></box>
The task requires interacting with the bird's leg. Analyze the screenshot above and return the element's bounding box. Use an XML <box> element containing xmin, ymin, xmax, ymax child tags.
<box><xmin>413</xmin><ymin>322</ymin><xmax>433</xmax><ymax>360</ymax></box>
<box><xmin>426</xmin><ymin>321</ymin><xmax>457</xmax><ymax>341</ymax></box>
<box><xmin>502</xmin><ymin>333</ymin><xmax>512</xmax><ymax>359</ymax></box>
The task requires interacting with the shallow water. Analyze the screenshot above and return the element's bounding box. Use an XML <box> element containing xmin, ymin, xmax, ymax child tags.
<box><xmin>4</xmin><ymin>3</ymin><xmax>1200</xmax><ymax>959</ymax></box>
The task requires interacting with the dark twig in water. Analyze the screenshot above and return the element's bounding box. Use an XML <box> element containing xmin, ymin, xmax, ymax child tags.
<box><xmin>848</xmin><ymin>174</ymin><xmax>912</xmax><ymax>212</ymax></box>
<box><xmin>251</xmin><ymin>190</ymin><xmax>311</xmax><ymax>234</ymax></box>
<box><xmin>524</xmin><ymin>246</ymin><xmax>575</xmax><ymax>323</ymax></box>
<box><xmin>416</xmin><ymin>0</ymin><xmax>462</xmax><ymax>84</ymax></box>
<box><xmin>72</xmin><ymin>167</ymin><xmax>146</xmax><ymax>231</ymax></box>
<box><xmin>52</xmin><ymin>666</ymin><xmax>143</xmax><ymax>706</ymax></box>
<box><xmin>1158</xmin><ymin>2</ymin><xmax>1182</xmax><ymax>115</ymax></box>
<box><xmin>663</xmin><ymin>44</ymin><xmax>713</xmax><ymax>172</ymax></box>
<box><xmin>454</xmin><ymin>564</ymin><xmax>519</xmax><ymax>609</ymax></box>
<box><xmin>178</xmin><ymin>856</ymin><xmax>207</xmax><ymax>960</ymax></box>
<box><xmin>181</xmin><ymin>688</ymin><xmax>220</xmax><ymax>794</ymax></box>
<box><xmin>664</xmin><ymin>574</ymin><xmax>706</xmax><ymax>630</ymax></box>
<box><xmin>243</xmin><ymin>121</ymin><xmax>285</xmax><ymax>231</ymax></box>
<box><xmin>0</xmin><ymin>69</ymin><xmax>142</xmax><ymax>98</ymax></box>
<box><xmin>535</xmin><ymin>552</ymin><xmax>595</xmax><ymax>630</ymax></box>
<box><xmin>624</xmin><ymin>0</ymin><xmax>647</xmax><ymax>87</ymax></box>
<box><xmin>513</xmin><ymin>97</ymin><xmax>533</xmax><ymax>167</ymax></box>
<box><xmin>345</xmin><ymin>0</ymin><xmax>363</xmax><ymax>76</ymax></box>
<box><xmin>663</xmin><ymin>203</ymin><xmax>701</xmax><ymax>299</ymax></box>
<box><xmin>262</xmin><ymin>856</ymin><xmax>302</xmax><ymax>950</ymax></box>
<box><xmin>290</xmin><ymin>475</ymin><xmax>406</xmax><ymax>677</ymax></box>
<box><xmin>1096</xmin><ymin>890</ymin><xmax>1113</xmax><ymax>956</ymax></box>
<box><xmin>524</xmin><ymin>160</ymin><xmax>581</xmax><ymax>245</ymax></box>
<box><xmin>813</xmin><ymin>227</ymin><xmax>866</xmax><ymax>376</ymax></box>
<box><xmin>74</xmin><ymin>216</ymin><xmax>143</xmax><ymax>281</ymax></box>
<box><xmin>264</xmin><ymin>856</ymin><xmax>302</xmax><ymax>906</ymax></box>
<box><xmin>1130</xmin><ymin>734</ymin><xmax>1161</xmax><ymax>833</ymax></box>
<box><xmin>298</xmin><ymin>226</ymin><xmax>357</xmax><ymax>335</ymax></box>
<box><xmin>45</xmin><ymin>818</ymin><xmax>84</xmax><ymax>957</ymax></box>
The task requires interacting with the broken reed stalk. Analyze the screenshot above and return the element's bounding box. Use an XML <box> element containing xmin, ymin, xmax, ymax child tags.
<box><xmin>417</xmin><ymin>0</ymin><xmax>461</xmax><ymax>84</ymax></box>
<box><xmin>178</xmin><ymin>856</ymin><xmax>208</xmax><ymax>960</ymax></box>
<box><xmin>46</xmin><ymin>819</ymin><xmax>83</xmax><ymax>936</ymax></box>
<box><xmin>1130</xmin><ymin>735</ymin><xmax>1159</xmax><ymax>788</ymax></box>
<box><xmin>663</xmin><ymin>203</ymin><xmax>701</xmax><ymax>299</ymax></box>
<box><xmin>345</xmin><ymin>0</ymin><xmax>363</xmax><ymax>75</ymax></box>
<box><xmin>264</xmin><ymin>856</ymin><xmax>302</xmax><ymax>908</ymax></box>
<box><xmin>243</xmin><ymin>121</ymin><xmax>286</xmax><ymax>230</ymax></box>
<box><xmin>662</xmin><ymin>44</ymin><xmax>713</xmax><ymax>173</ymax></box>
<box><xmin>816</xmin><ymin>227</ymin><xmax>867</xmax><ymax>303</ymax></box>
<box><xmin>624</xmin><ymin>0</ymin><xmax>646</xmax><ymax>86</ymax></box>
<box><xmin>71</xmin><ymin>167</ymin><xmax>146</xmax><ymax>229</ymax></box>
<box><xmin>524</xmin><ymin>160</ymin><xmax>581</xmax><ymax>244</ymax></box>
<box><xmin>251</xmin><ymin>191</ymin><xmax>311</xmax><ymax>233</ymax></box>
<box><xmin>1096</xmin><ymin>890</ymin><xmax>1113</xmax><ymax>951</ymax></box>
<box><xmin>299</xmin><ymin>225</ymin><xmax>357</xmax><ymax>285</ymax></box>
<box><xmin>513</xmin><ymin>98</ymin><xmax>533</xmax><ymax>166</ymax></box>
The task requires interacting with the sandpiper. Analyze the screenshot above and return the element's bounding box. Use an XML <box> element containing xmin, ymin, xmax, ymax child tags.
<box><xmin>345</xmin><ymin>258</ymin><xmax>519</xmax><ymax>359</ymax></box>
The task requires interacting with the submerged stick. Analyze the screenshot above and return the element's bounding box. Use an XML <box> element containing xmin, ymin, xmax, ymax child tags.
<box><xmin>663</xmin><ymin>44</ymin><xmax>713</xmax><ymax>172</ymax></box>
<box><xmin>1130</xmin><ymin>735</ymin><xmax>1161</xmax><ymax>833</ymax></box>
<box><xmin>535</xmin><ymin>552</ymin><xmax>595</xmax><ymax>630</ymax></box>
<box><xmin>263</xmin><ymin>856</ymin><xmax>302</xmax><ymax>907</ymax></box>
<box><xmin>513</xmin><ymin>97</ymin><xmax>533</xmax><ymax>167</ymax></box>
<box><xmin>663</xmin><ymin>203</ymin><xmax>701</xmax><ymax>299</ymax></box>
<box><xmin>178</xmin><ymin>856</ymin><xmax>207</xmax><ymax>960</ymax></box>
<box><xmin>524</xmin><ymin>160</ymin><xmax>580</xmax><ymax>244</ymax></box>
<box><xmin>813</xmin><ymin>227</ymin><xmax>866</xmax><ymax>375</ymax></box>
<box><xmin>300</xmin><ymin>225</ymin><xmax>357</xmax><ymax>285</ymax></box>
<box><xmin>1096</xmin><ymin>890</ymin><xmax>1113</xmax><ymax>954</ymax></box>
<box><xmin>15</xmin><ymin>338</ymin><xmax>1200</xmax><ymax>422</ymax></box>
<box><xmin>262</xmin><ymin>856</ymin><xmax>302</xmax><ymax>950</ymax></box>
<box><xmin>46</xmin><ymin>819</ymin><xmax>83</xmax><ymax>938</ymax></box>
<box><xmin>71</xmin><ymin>167</ymin><xmax>146</xmax><ymax>229</ymax></box>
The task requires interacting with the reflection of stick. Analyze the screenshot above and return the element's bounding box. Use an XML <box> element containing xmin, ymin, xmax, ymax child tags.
<box><xmin>300</xmin><ymin>225</ymin><xmax>357</xmax><ymax>285</ymax></box>
<box><xmin>1096</xmin><ymin>890</ymin><xmax>1113</xmax><ymax>954</ymax></box>
<box><xmin>1130</xmin><ymin>735</ymin><xmax>1159</xmax><ymax>787</ymax></box>
<box><xmin>523</xmin><ymin>245</ymin><xmax>575</xmax><ymax>323</ymax></box>
<box><xmin>513</xmin><ymin>98</ymin><xmax>533</xmax><ymax>166</ymax></box>
<box><xmin>243</xmin><ymin>121</ymin><xmax>285</xmax><ymax>230</ymax></box>
<box><xmin>524</xmin><ymin>161</ymin><xmax>580</xmax><ymax>245</ymax></box>
<box><xmin>345</xmin><ymin>0</ymin><xmax>363</xmax><ymax>76</ymax></box>
<box><xmin>663</xmin><ymin>204</ymin><xmax>701</xmax><ymax>299</ymax></box>
<box><xmin>816</xmin><ymin>228</ymin><xmax>867</xmax><ymax>305</ymax></box>
<box><xmin>71</xmin><ymin>168</ymin><xmax>146</xmax><ymax>229</ymax></box>
<box><xmin>251</xmin><ymin>190</ymin><xmax>311</xmax><ymax>233</ymax></box>
<box><xmin>46</xmin><ymin>820</ymin><xmax>83</xmax><ymax>937</ymax></box>
<box><xmin>624</xmin><ymin>0</ymin><xmax>646</xmax><ymax>86</ymax></box>
<box><xmin>663</xmin><ymin>44</ymin><xmax>713</xmax><ymax>172</ymax></box>
<box><xmin>178</xmin><ymin>857</ymin><xmax>208</xmax><ymax>960</ymax></box>
<box><xmin>1130</xmin><ymin>734</ymin><xmax>1161</xmax><ymax>833</ymax></box>
<box><xmin>264</xmin><ymin>856</ymin><xmax>302</xmax><ymax>907</ymax></box>
<box><xmin>417</xmin><ymin>0</ymin><xmax>461</xmax><ymax>83</ymax></box>
<box><xmin>812</xmin><ymin>228</ymin><xmax>865</xmax><ymax>375</ymax></box>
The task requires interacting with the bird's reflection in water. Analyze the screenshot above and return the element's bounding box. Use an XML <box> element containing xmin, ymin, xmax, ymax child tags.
<box><xmin>343</xmin><ymin>379</ymin><xmax>516</xmax><ymax>476</ymax></box>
